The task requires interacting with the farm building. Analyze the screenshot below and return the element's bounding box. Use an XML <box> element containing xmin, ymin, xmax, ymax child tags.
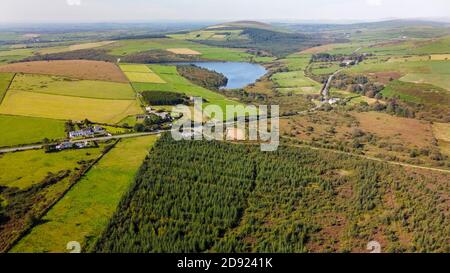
<box><xmin>69</xmin><ymin>126</ymin><xmax>106</xmax><ymax>139</ymax></box>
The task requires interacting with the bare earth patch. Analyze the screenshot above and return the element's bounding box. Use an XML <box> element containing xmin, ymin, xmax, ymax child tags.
<box><xmin>353</xmin><ymin>112</ymin><xmax>433</xmax><ymax>148</ymax></box>
<box><xmin>367</xmin><ymin>72</ymin><xmax>402</xmax><ymax>84</ymax></box>
<box><xmin>433</xmin><ymin>123</ymin><xmax>450</xmax><ymax>142</ymax></box>
<box><xmin>432</xmin><ymin>123</ymin><xmax>450</xmax><ymax>156</ymax></box>
<box><xmin>0</xmin><ymin>60</ymin><xmax>128</xmax><ymax>83</ymax></box>
<box><xmin>300</xmin><ymin>44</ymin><xmax>339</xmax><ymax>54</ymax></box>
<box><xmin>68</xmin><ymin>41</ymin><xmax>115</xmax><ymax>51</ymax></box>
<box><xmin>166</xmin><ymin>48</ymin><xmax>202</xmax><ymax>55</ymax></box>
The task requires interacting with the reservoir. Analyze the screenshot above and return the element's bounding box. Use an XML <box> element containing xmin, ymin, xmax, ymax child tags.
<box><xmin>172</xmin><ymin>62</ymin><xmax>267</xmax><ymax>89</ymax></box>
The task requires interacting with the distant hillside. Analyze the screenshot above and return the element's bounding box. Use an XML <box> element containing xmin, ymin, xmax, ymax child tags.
<box><xmin>173</xmin><ymin>21</ymin><xmax>343</xmax><ymax>57</ymax></box>
<box><xmin>285</xmin><ymin>19</ymin><xmax>450</xmax><ymax>35</ymax></box>
<box><xmin>207</xmin><ymin>21</ymin><xmax>274</xmax><ymax>30</ymax></box>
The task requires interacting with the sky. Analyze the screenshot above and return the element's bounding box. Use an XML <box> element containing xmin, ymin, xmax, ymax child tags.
<box><xmin>1</xmin><ymin>0</ymin><xmax>449</xmax><ymax>23</ymax></box>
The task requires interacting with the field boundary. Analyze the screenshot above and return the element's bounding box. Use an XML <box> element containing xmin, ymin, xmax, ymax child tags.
<box><xmin>3</xmin><ymin>140</ymin><xmax>120</xmax><ymax>253</ymax></box>
<box><xmin>0</xmin><ymin>73</ymin><xmax>16</xmax><ymax>105</ymax></box>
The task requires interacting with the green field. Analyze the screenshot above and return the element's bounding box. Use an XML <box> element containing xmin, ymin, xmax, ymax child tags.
<box><xmin>0</xmin><ymin>48</ymin><xmax>34</xmax><ymax>64</ymax></box>
<box><xmin>0</xmin><ymin>90</ymin><xmax>142</xmax><ymax>124</ymax></box>
<box><xmin>120</xmin><ymin>64</ymin><xmax>166</xmax><ymax>83</ymax></box>
<box><xmin>381</xmin><ymin>80</ymin><xmax>450</xmax><ymax>106</ymax></box>
<box><xmin>349</xmin><ymin>59</ymin><xmax>450</xmax><ymax>91</ymax></box>
<box><xmin>272</xmin><ymin>71</ymin><xmax>321</xmax><ymax>95</ymax></box>
<box><xmin>411</xmin><ymin>36</ymin><xmax>450</xmax><ymax>54</ymax></box>
<box><xmin>282</xmin><ymin>54</ymin><xmax>312</xmax><ymax>71</ymax></box>
<box><xmin>11</xmin><ymin>135</ymin><xmax>158</xmax><ymax>253</ymax></box>
<box><xmin>169</xmin><ymin>29</ymin><xmax>246</xmax><ymax>41</ymax></box>
<box><xmin>311</xmin><ymin>62</ymin><xmax>342</xmax><ymax>75</ymax></box>
<box><xmin>0</xmin><ymin>146</ymin><xmax>103</xmax><ymax>190</ymax></box>
<box><xmin>0</xmin><ymin>115</ymin><xmax>66</xmax><ymax>147</ymax></box>
<box><xmin>400</xmin><ymin>73</ymin><xmax>450</xmax><ymax>91</ymax></box>
<box><xmin>273</xmin><ymin>53</ymin><xmax>321</xmax><ymax>95</ymax></box>
<box><xmin>9</xmin><ymin>74</ymin><xmax>136</xmax><ymax>100</ymax></box>
<box><xmin>107</xmin><ymin>38</ymin><xmax>253</xmax><ymax>62</ymax></box>
<box><xmin>133</xmin><ymin>65</ymin><xmax>242</xmax><ymax>114</ymax></box>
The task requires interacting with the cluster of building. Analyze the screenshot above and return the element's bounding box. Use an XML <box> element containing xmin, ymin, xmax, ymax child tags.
<box><xmin>69</xmin><ymin>126</ymin><xmax>107</xmax><ymax>139</ymax></box>
<box><xmin>55</xmin><ymin>141</ymin><xmax>90</xmax><ymax>151</ymax></box>
<box><xmin>136</xmin><ymin>107</ymin><xmax>172</xmax><ymax>121</ymax></box>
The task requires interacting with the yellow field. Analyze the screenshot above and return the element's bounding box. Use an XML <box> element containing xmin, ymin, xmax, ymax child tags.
<box><xmin>120</xmin><ymin>64</ymin><xmax>152</xmax><ymax>73</ymax></box>
<box><xmin>430</xmin><ymin>54</ymin><xmax>450</xmax><ymax>61</ymax></box>
<box><xmin>166</xmin><ymin>48</ymin><xmax>202</xmax><ymax>55</ymax></box>
<box><xmin>123</xmin><ymin>71</ymin><xmax>166</xmax><ymax>83</ymax></box>
<box><xmin>433</xmin><ymin>123</ymin><xmax>450</xmax><ymax>141</ymax></box>
<box><xmin>68</xmin><ymin>41</ymin><xmax>115</xmax><ymax>51</ymax></box>
<box><xmin>120</xmin><ymin>64</ymin><xmax>166</xmax><ymax>83</ymax></box>
<box><xmin>300</xmin><ymin>44</ymin><xmax>343</xmax><ymax>54</ymax></box>
<box><xmin>0</xmin><ymin>90</ymin><xmax>142</xmax><ymax>123</ymax></box>
<box><xmin>36</xmin><ymin>41</ymin><xmax>115</xmax><ymax>55</ymax></box>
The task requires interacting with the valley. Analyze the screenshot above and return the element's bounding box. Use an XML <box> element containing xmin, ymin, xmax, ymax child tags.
<box><xmin>0</xmin><ymin>17</ymin><xmax>449</xmax><ymax>254</ymax></box>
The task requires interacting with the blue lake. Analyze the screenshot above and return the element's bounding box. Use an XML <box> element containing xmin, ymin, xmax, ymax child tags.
<box><xmin>173</xmin><ymin>62</ymin><xmax>267</xmax><ymax>89</ymax></box>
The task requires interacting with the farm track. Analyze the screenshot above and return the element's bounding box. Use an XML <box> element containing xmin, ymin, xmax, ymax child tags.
<box><xmin>282</xmin><ymin>137</ymin><xmax>450</xmax><ymax>174</ymax></box>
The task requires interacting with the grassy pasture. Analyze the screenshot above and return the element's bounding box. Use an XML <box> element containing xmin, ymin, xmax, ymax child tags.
<box><xmin>169</xmin><ymin>30</ymin><xmax>245</xmax><ymax>41</ymax></box>
<box><xmin>272</xmin><ymin>71</ymin><xmax>321</xmax><ymax>95</ymax></box>
<box><xmin>0</xmin><ymin>48</ymin><xmax>34</xmax><ymax>64</ymax></box>
<box><xmin>107</xmin><ymin>38</ymin><xmax>253</xmax><ymax>62</ymax></box>
<box><xmin>0</xmin><ymin>90</ymin><xmax>142</xmax><ymax>124</ymax></box>
<box><xmin>11</xmin><ymin>135</ymin><xmax>158</xmax><ymax>253</ymax></box>
<box><xmin>0</xmin><ymin>73</ymin><xmax>14</xmax><ymax>103</ymax></box>
<box><xmin>282</xmin><ymin>53</ymin><xmax>312</xmax><ymax>71</ymax></box>
<box><xmin>400</xmin><ymin>73</ymin><xmax>450</xmax><ymax>91</ymax></box>
<box><xmin>411</xmin><ymin>36</ymin><xmax>450</xmax><ymax>54</ymax></box>
<box><xmin>0</xmin><ymin>114</ymin><xmax>66</xmax><ymax>148</ymax></box>
<box><xmin>311</xmin><ymin>62</ymin><xmax>341</xmax><ymax>75</ymax></box>
<box><xmin>349</xmin><ymin>59</ymin><xmax>450</xmax><ymax>90</ymax></box>
<box><xmin>9</xmin><ymin>74</ymin><xmax>136</xmax><ymax>100</ymax></box>
<box><xmin>133</xmin><ymin>65</ymin><xmax>241</xmax><ymax>113</ymax></box>
<box><xmin>30</xmin><ymin>41</ymin><xmax>115</xmax><ymax>55</ymax></box>
<box><xmin>0</xmin><ymin>147</ymin><xmax>103</xmax><ymax>190</ymax></box>
<box><xmin>381</xmin><ymin>80</ymin><xmax>450</xmax><ymax>106</ymax></box>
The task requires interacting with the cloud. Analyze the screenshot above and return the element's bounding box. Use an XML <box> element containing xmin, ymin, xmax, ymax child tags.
<box><xmin>366</xmin><ymin>0</ymin><xmax>383</xmax><ymax>6</ymax></box>
<box><xmin>67</xmin><ymin>0</ymin><xmax>82</xmax><ymax>6</ymax></box>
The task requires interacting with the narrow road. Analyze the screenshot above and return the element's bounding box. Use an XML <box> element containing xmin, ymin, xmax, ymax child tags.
<box><xmin>321</xmin><ymin>69</ymin><xmax>342</xmax><ymax>99</ymax></box>
<box><xmin>0</xmin><ymin>132</ymin><xmax>162</xmax><ymax>154</ymax></box>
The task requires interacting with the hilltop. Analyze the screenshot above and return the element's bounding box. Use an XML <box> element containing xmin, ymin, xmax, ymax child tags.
<box><xmin>170</xmin><ymin>21</ymin><xmax>340</xmax><ymax>57</ymax></box>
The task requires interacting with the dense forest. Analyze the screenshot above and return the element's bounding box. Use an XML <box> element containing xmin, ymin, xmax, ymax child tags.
<box><xmin>141</xmin><ymin>91</ymin><xmax>188</xmax><ymax>106</ymax></box>
<box><xmin>177</xmin><ymin>65</ymin><xmax>228</xmax><ymax>90</ymax></box>
<box><xmin>94</xmin><ymin>134</ymin><xmax>450</xmax><ymax>253</ymax></box>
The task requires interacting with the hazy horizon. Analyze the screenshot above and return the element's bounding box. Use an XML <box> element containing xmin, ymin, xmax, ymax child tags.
<box><xmin>1</xmin><ymin>0</ymin><xmax>449</xmax><ymax>24</ymax></box>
